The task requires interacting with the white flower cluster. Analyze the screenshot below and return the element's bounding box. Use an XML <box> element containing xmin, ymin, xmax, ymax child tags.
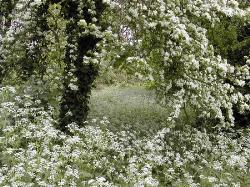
<box><xmin>0</xmin><ymin>86</ymin><xmax>249</xmax><ymax>186</ymax></box>
<box><xmin>107</xmin><ymin>0</ymin><xmax>250</xmax><ymax>127</ymax></box>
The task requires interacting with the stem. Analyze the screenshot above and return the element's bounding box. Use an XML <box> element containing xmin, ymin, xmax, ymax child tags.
<box><xmin>183</xmin><ymin>103</ymin><xmax>190</xmax><ymax>124</ymax></box>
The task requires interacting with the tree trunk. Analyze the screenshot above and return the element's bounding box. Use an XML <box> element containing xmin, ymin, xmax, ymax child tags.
<box><xmin>58</xmin><ymin>0</ymin><xmax>105</xmax><ymax>132</ymax></box>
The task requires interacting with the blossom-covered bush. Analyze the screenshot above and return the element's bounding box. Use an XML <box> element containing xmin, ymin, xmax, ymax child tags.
<box><xmin>0</xmin><ymin>86</ymin><xmax>249</xmax><ymax>186</ymax></box>
<box><xmin>0</xmin><ymin>0</ymin><xmax>109</xmax><ymax>131</ymax></box>
<box><xmin>104</xmin><ymin>0</ymin><xmax>250</xmax><ymax>128</ymax></box>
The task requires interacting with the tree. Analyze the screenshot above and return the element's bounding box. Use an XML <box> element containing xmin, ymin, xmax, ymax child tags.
<box><xmin>58</xmin><ymin>0</ymin><xmax>106</xmax><ymax>132</ymax></box>
<box><xmin>0</xmin><ymin>0</ymin><xmax>107</xmax><ymax>132</ymax></box>
<box><xmin>1</xmin><ymin>0</ymin><xmax>249</xmax><ymax>130</ymax></box>
<box><xmin>106</xmin><ymin>0</ymin><xmax>250</xmax><ymax>128</ymax></box>
<box><xmin>205</xmin><ymin>12</ymin><xmax>250</xmax><ymax>128</ymax></box>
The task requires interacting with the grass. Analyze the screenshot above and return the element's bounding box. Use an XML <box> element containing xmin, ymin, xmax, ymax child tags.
<box><xmin>88</xmin><ymin>85</ymin><xmax>171</xmax><ymax>135</ymax></box>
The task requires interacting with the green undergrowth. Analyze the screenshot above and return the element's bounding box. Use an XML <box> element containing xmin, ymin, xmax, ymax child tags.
<box><xmin>0</xmin><ymin>85</ymin><xmax>249</xmax><ymax>186</ymax></box>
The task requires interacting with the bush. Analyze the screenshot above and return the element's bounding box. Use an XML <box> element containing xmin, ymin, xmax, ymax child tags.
<box><xmin>0</xmin><ymin>86</ymin><xmax>249</xmax><ymax>186</ymax></box>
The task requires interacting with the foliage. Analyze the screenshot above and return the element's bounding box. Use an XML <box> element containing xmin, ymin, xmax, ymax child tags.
<box><xmin>94</xmin><ymin>67</ymin><xmax>142</xmax><ymax>87</ymax></box>
<box><xmin>1</xmin><ymin>0</ymin><xmax>249</xmax><ymax>128</ymax></box>
<box><xmin>104</xmin><ymin>0</ymin><xmax>250</xmax><ymax>128</ymax></box>
<box><xmin>0</xmin><ymin>1</ymin><xmax>250</xmax><ymax>186</ymax></box>
<box><xmin>0</xmin><ymin>0</ymin><xmax>108</xmax><ymax>132</ymax></box>
<box><xmin>0</xmin><ymin>86</ymin><xmax>249</xmax><ymax>186</ymax></box>
<box><xmin>206</xmin><ymin>15</ymin><xmax>250</xmax><ymax>128</ymax></box>
<box><xmin>0</xmin><ymin>83</ymin><xmax>248</xmax><ymax>186</ymax></box>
